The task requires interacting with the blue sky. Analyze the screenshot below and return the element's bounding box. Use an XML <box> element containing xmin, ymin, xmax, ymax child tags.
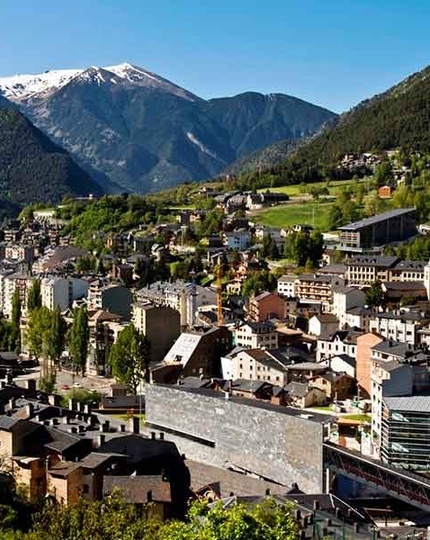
<box><xmin>1</xmin><ymin>0</ymin><xmax>430</xmax><ymax>112</ymax></box>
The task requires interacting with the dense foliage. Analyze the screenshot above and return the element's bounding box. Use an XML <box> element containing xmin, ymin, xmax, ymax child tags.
<box><xmin>0</xmin><ymin>492</ymin><xmax>299</xmax><ymax>540</ymax></box>
<box><xmin>108</xmin><ymin>324</ymin><xmax>151</xmax><ymax>393</ymax></box>
<box><xmin>0</xmin><ymin>107</ymin><xmax>100</xmax><ymax>210</ymax></box>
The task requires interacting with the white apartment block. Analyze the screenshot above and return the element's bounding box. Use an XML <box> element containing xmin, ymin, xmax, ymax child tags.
<box><xmin>316</xmin><ymin>331</ymin><xmax>359</xmax><ymax>362</ymax></box>
<box><xmin>221</xmin><ymin>349</ymin><xmax>289</xmax><ymax>386</ymax></box>
<box><xmin>277</xmin><ymin>275</ymin><xmax>296</xmax><ymax>298</ymax></box>
<box><xmin>331</xmin><ymin>286</ymin><xmax>366</xmax><ymax>329</ymax></box>
<box><xmin>2</xmin><ymin>273</ymin><xmax>34</xmax><ymax>319</ymax></box>
<box><xmin>41</xmin><ymin>277</ymin><xmax>71</xmax><ymax>312</ymax></box>
<box><xmin>234</xmin><ymin>322</ymin><xmax>278</xmax><ymax>350</ymax></box>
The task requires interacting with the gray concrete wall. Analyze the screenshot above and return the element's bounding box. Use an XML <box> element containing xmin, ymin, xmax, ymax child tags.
<box><xmin>146</xmin><ymin>384</ymin><xmax>326</xmax><ymax>493</ymax></box>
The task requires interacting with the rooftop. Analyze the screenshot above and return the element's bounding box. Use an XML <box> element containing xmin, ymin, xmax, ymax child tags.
<box><xmin>156</xmin><ymin>384</ymin><xmax>333</xmax><ymax>424</ymax></box>
<box><xmin>384</xmin><ymin>395</ymin><xmax>430</xmax><ymax>414</ymax></box>
<box><xmin>338</xmin><ymin>208</ymin><xmax>415</xmax><ymax>231</ymax></box>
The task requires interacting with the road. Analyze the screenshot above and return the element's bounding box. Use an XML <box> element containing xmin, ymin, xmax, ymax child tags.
<box><xmin>15</xmin><ymin>363</ymin><xmax>115</xmax><ymax>395</ymax></box>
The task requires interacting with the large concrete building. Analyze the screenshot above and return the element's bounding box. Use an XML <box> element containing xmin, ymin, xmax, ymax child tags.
<box><xmin>132</xmin><ymin>303</ymin><xmax>181</xmax><ymax>363</ymax></box>
<box><xmin>338</xmin><ymin>208</ymin><xmax>416</xmax><ymax>252</ymax></box>
<box><xmin>145</xmin><ymin>384</ymin><xmax>333</xmax><ymax>493</ymax></box>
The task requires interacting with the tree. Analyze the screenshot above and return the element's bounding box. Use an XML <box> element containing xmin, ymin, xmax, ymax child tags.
<box><xmin>45</xmin><ymin>306</ymin><xmax>66</xmax><ymax>366</ymax></box>
<box><xmin>27</xmin><ymin>280</ymin><xmax>41</xmax><ymax>312</ymax></box>
<box><xmin>68</xmin><ymin>308</ymin><xmax>89</xmax><ymax>376</ymax></box>
<box><xmin>108</xmin><ymin>324</ymin><xmax>150</xmax><ymax>393</ymax></box>
<box><xmin>25</xmin><ymin>307</ymin><xmax>52</xmax><ymax>360</ymax></box>
<box><xmin>365</xmin><ymin>280</ymin><xmax>386</xmax><ymax>309</ymax></box>
<box><xmin>327</xmin><ymin>204</ymin><xmax>343</xmax><ymax>230</ymax></box>
<box><xmin>9</xmin><ymin>289</ymin><xmax>21</xmax><ymax>353</ymax></box>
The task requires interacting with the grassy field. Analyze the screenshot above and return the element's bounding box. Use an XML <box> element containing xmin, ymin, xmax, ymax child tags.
<box><xmin>258</xmin><ymin>177</ymin><xmax>369</xmax><ymax>197</ymax></box>
<box><xmin>252</xmin><ymin>201</ymin><xmax>332</xmax><ymax>230</ymax></box>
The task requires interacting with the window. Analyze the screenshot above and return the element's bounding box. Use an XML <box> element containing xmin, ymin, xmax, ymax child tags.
<box><xmin>83</xmin><ymin>484</ymin><xmax>89</xmax><ymax>494</ymax></box>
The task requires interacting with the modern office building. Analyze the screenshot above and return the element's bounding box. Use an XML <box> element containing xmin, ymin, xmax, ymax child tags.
<box><xmin>338</xmin><ymin>208</ymin><xmax>416</xmax><ymax>252</ymax></box>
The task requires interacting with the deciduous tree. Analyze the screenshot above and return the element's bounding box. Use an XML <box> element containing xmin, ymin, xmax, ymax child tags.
<box><xmin>108</xmin><ymin>324</ymin><xmax>150</xmax><ymax>393</ymax></box>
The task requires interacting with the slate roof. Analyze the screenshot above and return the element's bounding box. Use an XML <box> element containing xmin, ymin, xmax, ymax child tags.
<box><xmin>331</xmin><ymin>354</ymin><xmax>356</xmax><ymax>368</ymax></box>
<box><xmin>346</xmin><ymin>255</ymin><xmax>399</xmax><ymax>268</ymax></box>
<box><xmin>338</xmin><ymin>208</ymin><xmax>414</xmax><ymax>231</ymax></box>
<box><xmin>382</xmin><ymin>281</ymin><xmax>426</xmax><ymax>291</ymax></box>
<box><xmin>0</xmin><ymin>416</ymin><xmax>21</xmax><ymax>430</ymax></box>
<box><xmin>44</xmin><ymin>427</ymin><xmax>82</xmax><ymax>453</ymax></box>
<box><xmin>384</xmin><ymin>395</ymin><xmax>430</xmax><ymax>414</ymax></box>
<box><xmin>231</xmin><ymin>379</ymin><xmax>272</xmax><ymax>393</ymax></box>
<box><xmin>285</xmin><ymin>382</ymin><xmax>310</xmax><ymax>398</ymax></box>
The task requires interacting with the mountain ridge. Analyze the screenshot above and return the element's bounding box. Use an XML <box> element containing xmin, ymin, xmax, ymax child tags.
<box><xmin>0</xmin><ymin>62</ymin><xmax>337</xmax><ymax>193</ymax></box>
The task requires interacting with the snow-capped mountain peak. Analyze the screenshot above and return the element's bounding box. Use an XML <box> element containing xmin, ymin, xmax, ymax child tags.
<box><xmin>0</xmin><ymin>68</ymin><xmax>81</xmax><ymax>101</ymax></box>
<box><xmin>0</xmin><ymin>62</ymin><xmax>199</xmax><ymax>103</ymax></box>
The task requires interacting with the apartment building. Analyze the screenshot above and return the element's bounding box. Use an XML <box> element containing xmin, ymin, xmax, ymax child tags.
<box><xmin>248</xmin><ymin>291</ymin><xmax>286</xmax><ymax>322</ymax></box>
<box><xmin>295</xmin><ymin>274</ymin><xmax>342</xmax><ymax>310</ymax></box>
<box><xmin>41</xmin><ymin>277</ymin><xmax>71</xmax><ymax>311</ymax></box>
<box><xmin>368</xmin><ymin>310</ymin><xmax>428</xmax><ymax>346</ymax></box>
<box><xmin>346</xmin><ymin>256</ymin><xmax>399</xmax><ymax>287</ymax></box>
<box><xmin>2</xmin><ymin>273</ymin><xmax>34</xmax><ymax>318</ymax></box>
<box><xmin>132</xmin><ymin>303</ymin><xmax>180</xmax><ymax>363</ymax></box>
<box><xmin>136</xmin><ymin>280</ymin><xmax>216</xmax><ymax>327</ymax></box>
<box><xmin>88</xmin><ymin>283</ymin><xmax>133</xmax><ymax>321</ymax></box>
<box><xmin>331</xmin><ymin>286</ymin><xmax>366</xmax><ymax>328</ymax></box>
<box><xmin>277</xmin><ymin>274</ymin><xmax>296</xmax><ymax>298</ymax></box>
<box><xmin>316</xmin><ymin>329</ymin><xmax>362</xmax><ymax>362</ymax></box>
<box><xmin>222</xmin><ymin>348</ymin><xmax>289</xmax><ymax>386</ymax></box>
<box><xmin>234</xmin><ymin>321</ymin><xmax>278</xmax><ymax>350</ymax></box>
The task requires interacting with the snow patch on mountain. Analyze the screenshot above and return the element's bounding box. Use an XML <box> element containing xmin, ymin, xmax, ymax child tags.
<box><xmin>186</xmin><ymin>132</ymin><xmax>224</xmax><ymax>162</ymax></box>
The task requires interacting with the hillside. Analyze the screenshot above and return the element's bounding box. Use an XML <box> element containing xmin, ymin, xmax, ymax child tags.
<box><xmin>0</xmin><ymin>107</ymin><xmax>102</xmax><ymax>209</ymax></box>
<box><xmin>274</xmin><ymin>65</ymin><xmax>430</xmax><ymax>184</ymax></box>
<box><xmin>0</xmin><ymin>63</ymin><xmax>337</xmax><ymax>193</ymax></box>
<box><xmin>224</xmin><ymin>139</ymin><xmax>298</xmax><ymax>175</ymax></box>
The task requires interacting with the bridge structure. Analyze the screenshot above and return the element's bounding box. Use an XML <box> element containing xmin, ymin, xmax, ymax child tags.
<box><xmin>323</xmin><ymin>441</ymin><xmax>430</xmax><ymax>512</ymax></box>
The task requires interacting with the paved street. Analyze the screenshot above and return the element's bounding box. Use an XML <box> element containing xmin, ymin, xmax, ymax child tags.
<box><xmin>15</xmin><ymin>363</ymin><xmax>115</xmax><ymax>395</ymax></box>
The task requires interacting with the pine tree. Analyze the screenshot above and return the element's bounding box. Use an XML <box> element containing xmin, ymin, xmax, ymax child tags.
<box><xmin>45</xmin><ymin>306</ymin><xmax>66</xmax><ymax>366</ymax></box>
<box><xmin>27</xmin><ymin>279</ymin><xmax>41</xmax><ymax>312</ymax></box>
<box><xmin>68</xmin><ymin>308</ymin><xmax>89</xmax><ymax>376</ymax></box>
<box><xmin>9</xmin><ymin>289</ymin><xmax>21</xmax><ymax>353</ymax></box>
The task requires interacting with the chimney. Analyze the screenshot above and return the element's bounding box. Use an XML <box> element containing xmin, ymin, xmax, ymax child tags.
<box><xmin>313</xmin><ymin>500</ymin><xmax>320</xmax><ymax>511</ymax></box>
<box><xmin>98</xmin><ymin>434</ymin><xmax>105</xmax><ymax>447</ymax></box>
<box><xmin>84</xmin><ymin>404</ymin><xmax>91</xmax><ymax>415</ymax></box>
<box><xmin>8</xmin><ymin>398</ymin><xmax>14</xmax><ymax>411</ymax></box>
<box><xmin>25</xmin><ymin>379</ymin><xmax>36</xmax><ymax>396</ymax></box>
<box><xmin>25</xmin><ymin>403</ymin><xmax>34</xmax><ymax>418</ymax></box>
<box><xmin>68</xmin><ymin>398</ymin><xmax>76</xmax><ymax>411</ymax></box>
<box><xmin>5</xmin><ymin>372</ymin><xmax>13</xmax><ymax>385</ymax></box>
<box><xmin>63</xmin><ymin>416</ymin><xmax>69</xmax><ymax>425</ymax></box>
<box><xmin>79</xmin><ymin>402</ymin><xmax>86</xmax><ymax>413</ymax></box>
<box><xmin>129</xmin><ymin>416</ymin><xmax>139</xmax><ymax>434</ymax></box>
<box><xmin>48</xmin><ymin>394</ymin><xmax>60</xmax><ymax>406</ymax></box>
